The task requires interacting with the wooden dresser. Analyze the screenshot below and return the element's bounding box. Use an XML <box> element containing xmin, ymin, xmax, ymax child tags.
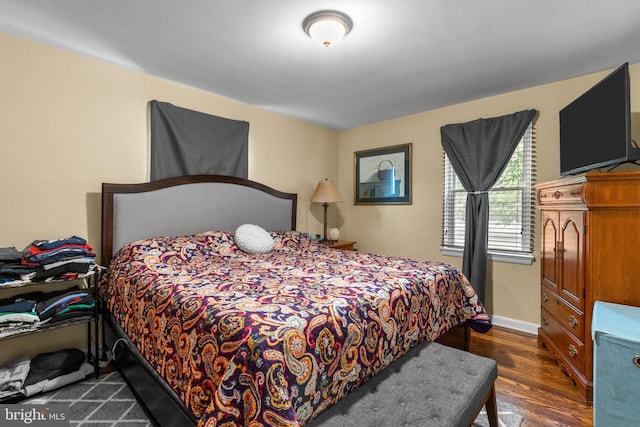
<box><xmin>536</xmin><ymin>170</ymin><xmax>640</xmax><ymax>403</ymax></box>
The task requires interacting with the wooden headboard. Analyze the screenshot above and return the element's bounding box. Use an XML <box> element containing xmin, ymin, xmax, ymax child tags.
<box><xmin>101</xmin><ymin>175</ymin><xmax>297</xmax><ymax>265</ymax></box>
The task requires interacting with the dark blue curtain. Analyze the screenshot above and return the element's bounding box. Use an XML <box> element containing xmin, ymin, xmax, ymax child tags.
<box><xmin>150</xmin><ymin>100</ymin><xmax>249</xmax><ymax>181</ymax></box>
<box><xmin>441</xmin><ymin>109</ymin><xmax>536</xmax><ymax>306</ymax></box>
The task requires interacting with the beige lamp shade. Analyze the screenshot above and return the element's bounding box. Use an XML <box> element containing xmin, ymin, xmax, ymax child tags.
<box><xmin>311</xmin><ymin>179</ymin><xmax>342</xmax><ymax>204</ymax></box>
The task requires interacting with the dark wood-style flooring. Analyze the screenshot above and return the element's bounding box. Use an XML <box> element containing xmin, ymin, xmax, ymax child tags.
<box><xmin>469</xmin><ymin>326</ymin><xmax>593</xmax><ymax>427</ymax></box>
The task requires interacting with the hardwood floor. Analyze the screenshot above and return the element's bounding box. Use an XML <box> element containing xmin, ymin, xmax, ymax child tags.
<box><xmin>468</xmin><ymin>326</ymin><xmax>593</xmax><ymax>427</ymax></box>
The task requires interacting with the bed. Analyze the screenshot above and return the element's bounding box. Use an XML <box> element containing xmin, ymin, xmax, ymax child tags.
<box><xmin>100</xmin><ymin>174</ymin><xmax>490</xmax><ymax>427</ymax></box>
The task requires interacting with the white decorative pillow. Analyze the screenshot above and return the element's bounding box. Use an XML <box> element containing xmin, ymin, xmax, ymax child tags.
<box><xmin>234</xmin><ymin>224</ymin><xmax>274</xmax><ymax>254</ymax></box>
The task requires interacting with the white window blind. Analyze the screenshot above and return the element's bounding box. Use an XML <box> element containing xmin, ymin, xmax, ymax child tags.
<box><xmin>441</xmin><ymin>123</ymin><xmax>535</xmax><ymax>264</ymax></box>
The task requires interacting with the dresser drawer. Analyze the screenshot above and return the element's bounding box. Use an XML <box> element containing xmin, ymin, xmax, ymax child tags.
<box><xmin>537</xmin><ymin>183</ymin><xmax>585</xmax><ymax>206</ymax></box>
<box><xmin>541</xmin><ymin>308</ymin><xmax>585</xmax><ymax>373</ymax></box>
<box><xmin>541</xmin><ymin>287</ymin><xmax>584</xmax><ymax>340</ymax></box>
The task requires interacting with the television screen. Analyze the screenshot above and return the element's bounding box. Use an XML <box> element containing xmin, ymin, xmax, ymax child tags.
<box><xmin>559</xmin><ymin>63</ymin><xmax>634</xmax><ymax>176</ymax></box>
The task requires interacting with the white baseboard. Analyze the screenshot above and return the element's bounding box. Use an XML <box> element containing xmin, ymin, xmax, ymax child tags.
<box><xmin>490</xmin><ymin>315</ymin><xmax>539</xmax><ymax>335</ymax></box>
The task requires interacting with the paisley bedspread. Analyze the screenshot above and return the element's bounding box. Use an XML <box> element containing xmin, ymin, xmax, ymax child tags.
<box><xmin>103</xmin><ymin>231</ymin><xmax>490</xmax><ymax>427</ymax></box>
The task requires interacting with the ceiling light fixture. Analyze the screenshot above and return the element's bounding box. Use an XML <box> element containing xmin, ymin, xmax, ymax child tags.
<box><xmin>303</xmin><ymin>10</ymin><xmax>353</xmax><ymax>47</ymax></box>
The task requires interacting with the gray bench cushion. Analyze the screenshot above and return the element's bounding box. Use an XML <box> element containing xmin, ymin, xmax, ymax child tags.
<box><xmin>307</xmin><ymin>341</ymin><xmax>497</xmax><ymax>427</ymax></box>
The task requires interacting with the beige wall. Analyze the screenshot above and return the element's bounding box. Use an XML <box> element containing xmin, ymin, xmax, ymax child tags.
<box><xmin>0</xmin><ymin>32</ymin><xmax>338</xmax><ymax>257</ymax></box>
<box><xmin>337</xmin><ymin>63</ymin><xmax>640</xmax><ymax>328</ymax></box>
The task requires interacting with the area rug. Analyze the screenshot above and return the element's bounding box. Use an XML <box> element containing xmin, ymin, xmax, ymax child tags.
<box><xmin>23</xmin><ymin>371</ymin><xmax>524</xmax><ymax>426</ymax></box>
<box><xmin>472</xmin><ymin>401</ymin><xmax>524</xmax><ymax>427</ymax></box>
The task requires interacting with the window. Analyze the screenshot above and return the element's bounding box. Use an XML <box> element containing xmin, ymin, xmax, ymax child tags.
<box><xmin>441</xmin><ymin>123</ymin><xmax>534</xmax><ymax>265</ymax></box>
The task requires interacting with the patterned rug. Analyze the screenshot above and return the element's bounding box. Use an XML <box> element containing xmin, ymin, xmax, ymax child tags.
<box><xmin>22</xmin><ymin>370</ymin><xmax>523</xmax><ymax>426</ymax></box>
<box><xmin>22</xmin><ymin>371</ymin><xmax>151</xmax><ymax>427</ymax></box>
<box><xmin>473</xmin><ymin>402</ymin><xmax>524</xmax><ymax>427</ymax></box>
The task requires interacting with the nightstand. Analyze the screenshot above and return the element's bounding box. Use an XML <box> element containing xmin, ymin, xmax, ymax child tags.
<box><xmin>323</xmin><ymin>240</ymin><xmax>356</xmax><ymax>251</ymax></box>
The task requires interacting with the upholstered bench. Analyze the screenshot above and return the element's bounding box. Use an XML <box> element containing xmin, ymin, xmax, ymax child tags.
<box><xmin>307</xmin><ymin>341</ymin><xmax>498</xmax><ymax>427</ymax></box>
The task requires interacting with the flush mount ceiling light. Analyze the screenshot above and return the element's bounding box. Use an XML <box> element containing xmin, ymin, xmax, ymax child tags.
<box><xmin>303</xmin><ymin>10</ymin><xmax>353</xmax><ymax>47</ymax></box>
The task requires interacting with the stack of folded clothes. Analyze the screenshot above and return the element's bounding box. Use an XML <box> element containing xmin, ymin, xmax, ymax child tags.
<box><xmin>1</xmin><ymin>236</ymin><xmax>96</xmax><ymax>285</ymax></box>
<box><xmin>0</xmin><ymin>287</ymin><xmax>95</xmax><ymax>338</ymax></box>
<box><xmin>21</xmin><ymin>236</ymin><xmax>96</xmax><ymax>282</ymax></box>
<box><xmin>0</xmin><ymin>348</ymin><xmax>93</xmax><ymax>399</ymax></box>
<box><xmin>0</xmin><ymin>247</ymin><xmax>34</xmax><ymax>285</ymax></box>
<box><xmin>0</xmin><ymin>295</ymin><xmax>40</xmax><ymax>338</ymax></box>
<box><xmin>36</xmin><ymin>287</ymin><xmax>95</xmax><ymax>324</ymax></box>
<box><xmin>0</xmin><ymin>298</ymin><xmax>39</xmax><ymax>325</ymax></box>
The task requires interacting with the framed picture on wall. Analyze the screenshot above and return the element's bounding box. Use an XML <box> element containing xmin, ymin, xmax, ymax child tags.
<box><xmin>354</xmin><ymin>143</ymin><xmax>412</xmax><ymax>204</ymax></box>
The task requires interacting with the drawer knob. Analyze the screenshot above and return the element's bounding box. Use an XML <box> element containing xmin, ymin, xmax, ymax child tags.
<box><xmin>569</xmin><ymin>344</ymin><xmax>578</xmax><ymax>358</ymax></box>
<box><xmin>542</xmin><ymin>293</ymin><xmax>548</xmax><ymax>302</ymax></box>
<box><xmin>634</xmin><ymin>355</ymin><xmax>640</xmax><ymax>368</ymax></box>
<box><xmin>568</xmin><ymin>315</ymin><xmax>578</xmax><ymax>328</ymax></box>
<box><xmin>541</xmin><ymin>316</ymin><xmax>549</xmax><ymax>326</ymax></box>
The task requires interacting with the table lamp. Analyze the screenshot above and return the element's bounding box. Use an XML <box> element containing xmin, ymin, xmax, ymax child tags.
<box><xmin>311</xmin><ymin>179</ymin><xmax>342</xmax><ymax>242</ymax></box>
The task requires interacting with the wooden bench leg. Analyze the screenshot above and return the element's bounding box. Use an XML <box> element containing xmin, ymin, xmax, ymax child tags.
<box><xmin>485</xmin><ymin>384</ymin><xmax>498</xmax><ymax>427</ymax></box>
<box><xmin>468</xmin><ymin>383</ymin><xmax>498</xmax><ymax>427</ymax></box>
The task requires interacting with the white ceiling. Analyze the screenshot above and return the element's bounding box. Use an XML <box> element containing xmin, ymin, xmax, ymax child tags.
<box><xmin>2</xmin><ymin>0</ymin><xmax>640</xmax><ymax>130</ymax></box>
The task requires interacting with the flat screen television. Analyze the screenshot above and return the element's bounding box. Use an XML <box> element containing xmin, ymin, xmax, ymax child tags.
<box><xmin>559</xmin><ymin>62</ymin><xmax>639</xmax><ymax>176</ymax></box>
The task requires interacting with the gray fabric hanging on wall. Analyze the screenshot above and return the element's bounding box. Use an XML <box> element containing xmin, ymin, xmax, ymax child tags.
<box><xmin>440</xmin><ymin>109</ymin><xmax>536</xmax><ymax>308</ymax></box>
<box><xmin>150</xmin><ymin>100</ymin><xmax>249</xmax><ymax>181</ymax></box>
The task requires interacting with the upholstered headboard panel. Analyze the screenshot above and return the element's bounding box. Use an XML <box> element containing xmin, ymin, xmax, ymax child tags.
<box><xmin>101</xmin><ymin>175</ymin><xmax>297</xmax><ymax>265</ymax></box>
